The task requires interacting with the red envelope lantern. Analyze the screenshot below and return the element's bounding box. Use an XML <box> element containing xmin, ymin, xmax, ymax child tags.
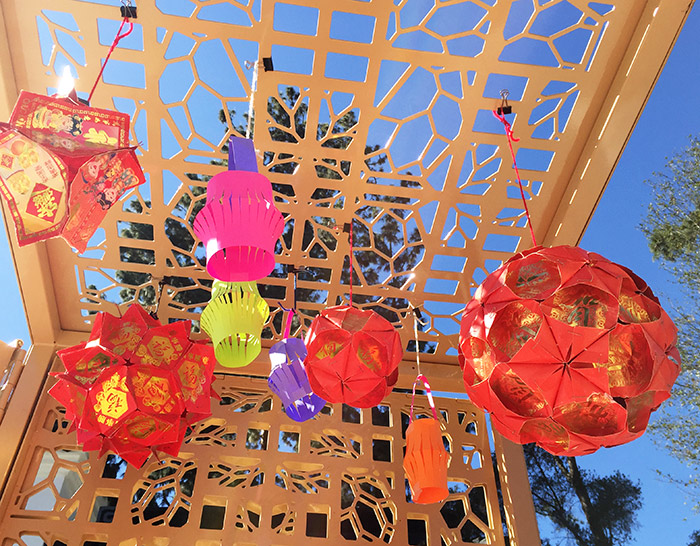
<box><xmin>193</xmin><ymin>137</ymin><xmax>284</xmax><ymax>282</ymax></box>
<box><xmin>403</xmin><ymin>375</ymin><xmax>449</xmax><ymax>504</ymax></box>
<box><xmin>304</xmin><ymin>306</ymin><xmax>403</xmax><ymax>408</ymax></box>
<box><xmin>0</xmin><ymin>91</ymin><xmax>145</xmax><ymax>251</ymax></box>
<box><xmin>48</xmin><ymin>304</ymin><xmax>217</xmax><ymax>468</ymax></box>
<box><xmin>459</xmin><ymin>245</ymin><xmax>681</xmax><ymax>456</ymax></box>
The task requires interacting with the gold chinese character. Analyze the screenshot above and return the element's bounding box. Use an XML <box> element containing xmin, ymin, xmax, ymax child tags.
<box><xmin>31</xmin><ymin>188</ymin><xmax>58</xmax><ymax>218</ymax></box>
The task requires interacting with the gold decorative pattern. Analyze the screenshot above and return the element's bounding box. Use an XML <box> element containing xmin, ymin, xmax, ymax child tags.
<box><xmin>0</xmin><ymin>0</ymin><xmax>689</xmax><ymax>368</ymax></box>
<box><xmin>0</xmin><ymin>373</ymin><xmax>507</xmax><ymax>545</ymax></box>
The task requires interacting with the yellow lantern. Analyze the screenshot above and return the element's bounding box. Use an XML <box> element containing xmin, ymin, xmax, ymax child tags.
<box><xmin>200</xmin><ymin>281</ymin><xmax>269</xmax><ymax>367</ymax></box>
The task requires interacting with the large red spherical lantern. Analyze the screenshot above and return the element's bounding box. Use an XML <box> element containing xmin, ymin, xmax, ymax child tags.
<box><xmin>304</xmin><ymin>306</ymin><xmax>403</xmax><ymax>408</ymax></box>
<box><xmin>48</xmin><ymin>304</ymin><xmax>218</xmax><ymax>468</ymax></box>
<box><xmin>459</xmin><ymin>245</ymin><xmax>680</xmax><ymax>456</ymax></box>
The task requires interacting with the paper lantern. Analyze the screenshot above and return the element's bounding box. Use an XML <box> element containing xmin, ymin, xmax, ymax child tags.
<box><xmin>458</xmin><ymin>245</ymin><xmax>681</xmax><ymax>456</ymax></box>
<box><xmin>269</xmin><ymin>336</ymin><xmax>326</xmax><ymax>422</ymax></box>
<box><xmin>200</xmin><ymin>281</ymin><xmax>269</xmax><ymax>367</ymax></box>
<box><xmin>193</xmin><ymin>137</ymin><xmax>284</xmax><ymax>282</ymax></box>
<box><xmin>0</xmin><ymin>91</ymin><xmax>145</xmax><ymax>251</ymax></box>
<box><xmin>403</xmin><ymin>375</ymin><xmax>449</xmax><ymax>504</ymax></box>
<box><xmin>304</xmin><ymin>306</ymin><xmax>403</xmax><ymax>408</ymax></box>
<box><xmin>48</xmin><ymin>304</ymin><xmax>217</xmax><ymax>468</ymax></box>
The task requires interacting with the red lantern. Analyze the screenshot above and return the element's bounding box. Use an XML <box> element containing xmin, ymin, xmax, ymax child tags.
<box><xmin>0</xmin><ymin>91</ymin><xmax>145</xmax><ymax>251</ymax></box>
<box><xmin>459</xmin><ymin>245</ymin><xmax>681</xmax><ymax>456</ymax></box>
<box><xmin>49</xmin><ymin>304</ymin><xmax>217</xmax><ymax>468</ymax></box>
<box><xmin>403</xmin><ymin>375</ymin><xmax>449</xmax><ymax>504</ymax></box>
<box><xmin>304</xmin><ymin>306</ymin><xmax>403</xmax><ymax>408</ymax></box>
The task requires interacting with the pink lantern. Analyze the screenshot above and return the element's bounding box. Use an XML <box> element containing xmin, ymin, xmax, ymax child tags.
<box><xmin>193</xmin><ymin>137</ymin><xmax>284</xmax><ymax>282</ymax></box>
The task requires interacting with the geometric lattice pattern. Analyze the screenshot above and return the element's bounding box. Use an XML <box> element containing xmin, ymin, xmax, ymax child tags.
<box><xmin>0</xmin><ymin>0</ymin><xmax>685</xmax><ymax>366</ymax></box>
<box><xmin>0</xmin><ymin>372</ymin><xmax>505</xmax><ymax>545</ymax></box>
<box><xmin>0</xmin><ymin>2</ymin><xmax>690</xmax><ymax>546</ymax></box>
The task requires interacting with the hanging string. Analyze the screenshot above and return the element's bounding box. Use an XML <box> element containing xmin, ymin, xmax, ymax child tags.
<box><xmin>283</xmin><ymin>308</ymin><xmax>295</xmax><ymax>339</ymax></box>
<box><xmin>88</xmin><ymin>17</ymin><xmax>134</xmax><ymax>104</ymax></box>
<box><xmin>245</xmin><ymin>60</ymin><xmax>259</xmax><ymax>139</ymax></box>
<box><xmin>410</xmin><ymin>374</ymin><xmax>439</xmax><ymax>422</ymax></box>
<box><xmin>347</xmin><ymin>219</ymin><xmax>354</xmax><ymax>306</ymax></box>
<box><xmin>291</xmin><ymin>266</ymin><xmax>299</xmax><ymax>310</ymax></box>
<box><xmin>150</xmin><ymin>276</ymin><xmax>172</xmax><ymax>320</ymax></box>
<box><xmin>493</xmin><ymin>110</ymin><xmax>538</xmax><ymax>247</ymax></box>
<box><xmin>410</xmin><ymin>305</ymin><xmax>423</xmax><ymax>376</ymax></box>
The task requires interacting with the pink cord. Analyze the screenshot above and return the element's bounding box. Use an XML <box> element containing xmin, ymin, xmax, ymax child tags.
<box><xmin>283</xmin><ymin>308</ymin><xmax>294</xmax><ymax>339</ymax></box>
<box><xmin>410</xmin><ymin>374</ymin><xmax>439</xmax><ymax>422</ymax></box>
<box><xmin>493</xmin><ymin>110</ymin><xmax>537</xmax><ymax>247</ymax></box>
<box><xmin>88</xmin><ymin>17</ymin><xmax>134</xmax><ymax>103</ymax></box>
<box><xmin>348</xmin><ymin>219</ymin><xmax>353</xmax><ymax>306</ymax></box>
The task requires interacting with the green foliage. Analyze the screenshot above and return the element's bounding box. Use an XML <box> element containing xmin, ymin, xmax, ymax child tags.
<box><xmin>525</xmin><ymin>445</ymin><xmax>642</xmax><ymax>546</ymax></box>
<box><xmin>688</xmin><ymin>530</ymin><xmax>700</xmax><ymax>546</ymax></box>
<box><xmin>641</xmin><ymin>135</ymin><xmax>700</xmax><ymax>509</ymax></box>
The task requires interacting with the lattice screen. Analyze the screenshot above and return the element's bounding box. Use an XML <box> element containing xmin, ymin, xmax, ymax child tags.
<box><xmin>0</xmin><ymin>371</ymin><xmax>505</xmax><ymax>546</ymax></box>
<box><xmin>0</xmin><ymin>1</ymin><xmax>690</xmax><ymax>544</ymax></box>
<box><xmin>0</xmin><ymin>0</ymin><xmax>657</xmax><ymax>364</ymax></box>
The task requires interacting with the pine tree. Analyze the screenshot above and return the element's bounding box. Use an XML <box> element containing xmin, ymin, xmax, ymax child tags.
<box><xmin>641</xmin><ymin>135</ymin><xmax>700</xmax><ymax>508</ymax></box>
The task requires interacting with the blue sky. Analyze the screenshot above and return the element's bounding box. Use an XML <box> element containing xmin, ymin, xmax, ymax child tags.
<box><xmin>1</xmin><ymin>1</ymin><xmax>700</xmax><ymax>544</ymax></box>
<box><xmin>576</xmin><ymin>2</ymin><xmax>700</xmax><ymax>543</ymax></box>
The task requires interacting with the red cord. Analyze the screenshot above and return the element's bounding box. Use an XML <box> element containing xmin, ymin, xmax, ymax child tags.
<box><xmin>88</xmin><ymin>17</ymin><xmax>134</xmax><ymax>103</ymax></box>
<box><xmin>493</xmin><ymin>110</ymin><xmax>537</xmax><ymax>247</ymax></box>
<box><xmin>348</xmin><ymin>218</ymin><xmax>353</xmax><ymax>306</ymax></box>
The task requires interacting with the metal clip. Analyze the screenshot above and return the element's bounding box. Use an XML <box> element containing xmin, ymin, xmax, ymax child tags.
<box><xmin>409</xmin><ymin>303</ymin><xmax>429</xmax><ymax>325</ymax></box>
<box><xmin>497</xmin><ymin>89</ymin><xmax>512</xmax><ymax>115</ymax></box>
<box><xmin>262</xmin><ymin>57</ymin><xmax>274</xmax><ymax>72</ymax></box>
<box><xmin>120</xmin><ymin>0</ymin><xmax>137</xmax><ymax>19</ymax></box>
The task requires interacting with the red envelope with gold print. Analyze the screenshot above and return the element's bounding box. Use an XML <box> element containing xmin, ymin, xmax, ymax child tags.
<box><xmin>0</xmin><ymin>91</ymin><xmax>145</xmax><ymax>250</ymax></box>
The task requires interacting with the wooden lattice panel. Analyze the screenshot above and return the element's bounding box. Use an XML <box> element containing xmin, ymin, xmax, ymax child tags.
<box><xmin>0</xmin><ymin>371</ymin><xmax>505</xmax><ymax>546</ymax></box>
<box><xmin>0</xmin><ymin>0</ymin><xmax>688</xmax><ymax>364</ymax></box>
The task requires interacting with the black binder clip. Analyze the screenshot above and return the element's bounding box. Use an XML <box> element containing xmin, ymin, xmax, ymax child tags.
<box><xmin>497</xmin><ymin>89</ymin><xmax>512</xmax><ymax>115</ymax></box>
<box><xmin>120</xmin><ymin>0</ymin><xmax>137</xmax><ymax>18</ymax></box>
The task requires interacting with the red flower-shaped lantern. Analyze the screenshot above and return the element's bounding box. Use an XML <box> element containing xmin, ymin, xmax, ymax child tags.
<box><xmin>48</xmin><ymin>305</ymin><xmax>217</xmax><ymax>468</ymax></box>
<box><xmin>459</xmin><ymin>245</ymin><xmax>681</xmax><ymax>456</ymax></box>
<box><xmin>304</xmin><ymin>306</ymin><xmax>403</xmax><ymax>408</ymax></box>
<box><xmin>0</xmin><ymin>91</ymin><xmax>145</xmax><ymax>251</ymax></box>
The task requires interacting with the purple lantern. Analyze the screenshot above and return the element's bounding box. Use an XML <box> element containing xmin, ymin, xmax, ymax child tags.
<box><xmin>193</xmin><ymin>137</ymin><xmax>285</xmax><ymax>282</ymax></box>
<box><xmin>269</xmin><ymin>337</ymin><xmax>326</xmax><ymax>422</ymax></box>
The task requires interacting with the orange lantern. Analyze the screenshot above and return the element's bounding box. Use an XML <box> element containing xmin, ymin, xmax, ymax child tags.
<box><xmin>48</xmin><ymin>304</ymin><xmax>217</xmax><ymax>468</ymax></box>
<box><xmin>403</xmin><ymin>375</ymin><xmax>449</xmax><ymax>504</ymax></box>
<box><xmin>459</xmin><ymin>245</ymin><xmax>681</xmax><ymax>456</ymax></box>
